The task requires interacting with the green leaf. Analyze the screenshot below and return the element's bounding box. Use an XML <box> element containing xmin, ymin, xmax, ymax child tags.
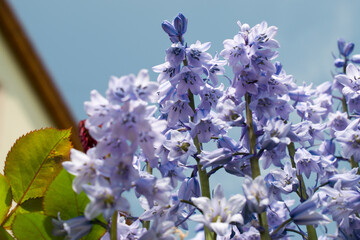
<box><xmin>0</xmin><ymin>226</ymin><xmax>14</xmax><ymax>239</ymax></box>
<box><xmin>43</xmin><ymin>169</ymin><xmax>106</xmax><ymax>239</ymax></box>
<box><xmin>4</xmin><ymin>128</ymin><xmax>72</xmax><ymax>204</ymax></box>
<box><xmin>84</xmin><ymin>223</ymin><xmax>107</xmax><ymax>240</ymax></box>
<box><xmin>0</xmin><ymin>174</ymin><xmax>12</xmax><ymax>224</ymax></box>
<box><xmin>2</xmin><ymin>198</ymin><xmax>43</xmax><ymax>228</ymax></box>
<box><xmin>43</xmin><ymin>169</ymin><xmax>89</xmax><ymax>220</ymax></box>
<box><xmin>12</xmin><ymin>213</ymin><xmax>62</xmax><ymax>240</ymax></box>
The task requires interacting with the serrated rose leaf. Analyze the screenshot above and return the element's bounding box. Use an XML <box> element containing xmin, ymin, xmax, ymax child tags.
<box><xmin>4</xmin><ymin>128</ymin><xmax>72</xmax><ymax>204</ymax></box>
<box><xmin>0</xmin><ymin>226</ymin><xmax>13</xmax><ymax>239</ymax></box>
<box><xmin>43</xmin><ymin>169</ymin><xmax>89</xmax><ymax>220</ymax></box>
<box><xmin>1</xmin><ymin>198</ymin><xmax>43</xmax><ymax>229</ymax></box>
<box><xmin>12</xmin><ymin>213</ymin><xmax>62</xmax><ymax>240</ymax></box>
<box><xmin>0</xmin><ymin>174</ymin><xmax>12</xmax><ymax>224</ymax></box>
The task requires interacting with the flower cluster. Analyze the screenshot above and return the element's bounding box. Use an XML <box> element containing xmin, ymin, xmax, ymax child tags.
<box><xmin>60</xmin><ymin>13</ymin><xmax>360</xmax><ymax>240</ymax></box>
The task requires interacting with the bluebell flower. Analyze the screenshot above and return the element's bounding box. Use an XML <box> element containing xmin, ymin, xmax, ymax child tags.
<box><xmin>242</xmin><ymin>176</ymin><xmax>270</xmax><ymax>213</ymax></box>
<box><xmin>260</xmin><ymin>144</ymin><xmax>287</xmax><ymax>169</ymax></box>
<box><xmin>191</xmin><ymin>185</ymin><xmax>245</xmax><ymax>236</ymax></box>
<box><xmin>274</xmin><ymin>97</ymin><xmax>294</xmax><ymax>120</ymax></box>
<box><xmin>337</xmin><ymin>38</ymin><xmax>346</xmax><ymax>56</ymax></box>
<box><xmin>267</xmin><ymin>200</ymin><xmax>294</xmax><ymax>230</ymax></box>
<box><xmin>100</xmin><ymin>215</ymin><xmax>146</xmax><ymax>240</ymax></box>
<box><xmin>161</xmin><ymin>99</ymin><xmax>194</xmax><ymax>127</ymax></box>
<box><xmin>249</xmin><ymin>97</ymin><xmax>280</xmax><ymax>121</ymax></box>
<box><xmin>99</xmin><ymin>155</ymin><xmax>140</xmax><ymax>191</ymax></box>
<box><xmin>294</xmin><ymin>148</ymin><xmax>321</xmax><ymax>178</ymax></box>
<box><xmin>320</xmin><ymin>181</ymin><xmax>360</xmax><ymax>229</ymax></box>
<box><xmin>224</xmin><ymin>154</ymin><xmax>252</xmax><ymax>177</ymax></box>
<box><xmin>327</xmin><ymin>111</ymin><xmax>350</xmax><ymax>136</ymax></box>
<box><xmin>221</xmin><ymin>33</ymin><xmax>250</xmax><ymax>67</ymax></box>
<box><xmin>63</xmin><ymin>148</ymin><xmax>103</xmax><ymax>193</ymax></box>
<box><xmin>159</xmin><ymin>161</ymin><xmax>186</xmax><ymax>188</ymax></box>
<box><xmin>163</xmin><ymin>130</ymin><xmax>197</xmax><ymax>164</ymax></box>
<box><xmin>248</xmin><ymin>21</ymin><xmax>279</xmax><ymax>49</ymax></box>
<box><xmin>162</xmin><ymin>13</ymin><xmax>187</xmax><ymax>43</ymax></box>
<box><xmin>203</xmin><ymin>53</ymin><xmax>227</xmax><ymax>86</ymax></box>
<box><xmin>82</xmin><ymin>177</ymin><xmax>130</xmax><ymax>220</ymax></box>
<box><xmin>178</xmin><ymin>177</ymin><xmax>201</xmax><ymax>212</ymax></box>
<box><xmin>289</xmin><ymin>197</ymin><xmax>330</xmax><ymax>225</ymax></box>
<box><xmin>199</xmin><ymin>148</ymin><xmax>233</xmax><ymax>169</ymax></box>
<box><xmin>139</xmin><ymin>217</ymin><xmax>177</xmax><ymax>240</ymax></box>
<box><xmin>288</xmin><ymin>82</ymin><xmax>315</xmax><ymax>103</ymax></box>
<box><xmin>165</xmin><ymin>43</ymin><xmax>186</xmax><ymax>67</ymax></box>
<box><xmin>334</xmin><ymin>58</ymin><xmax>345</xmax><ymax>68</ymax></box>
<box><xmin>198</xmin><ymin>83</ymin><xmax>224</xmax><ymax>113</ymax></box>
<box><xmin>295</xmin><ymin>101</ymin><xmax>327</xmax><ymax>124</ymax></box>
<box><xmin>335</xmin><ymin>119</ymin><xmax>360</xmax><ymax>161</ymax></box>
<box><xmin>216</xmin><ymin>97</ymin><xmax>245</xmax><ymax>127</ymax></box>
<box><xmin>107</xmin><ymin>69</ymin><xmax>159</xmax><ymax>103</ymax></box>
<box><xmin>261</xmin><ymin>119</ymin><xmax>291</xmax><ymax>151</ymax></box>
<box><xmin>186</xmin><ymin>41</ymin><xmax>212</xmax><ymax>67</ymax></box>
<box><xmin>266</xmin><ymin>162</ymin><xmax>299</xmax><ymax>195</ymax></box>
<box><xmin>52</xmin><ymin>214</ymin><xmax>93</xmax><ymax>240</ymax></box>
<box><xmin>170</xmin><ymin>66</ymin><xmax>205</xmax><ymax>96</ymax></box>
<box><xmin>344</xmin><ymin>42</ymin><xmax>355</xmax><ymax>57</ymax></box>
<box><xmin>335</xmin><ymin>64</ymin><xmax>360</xmax><ymax>103</ymax></box>
<box><xmin>328</xmin><ymin>168</ymin><xmax>360</xmax><ymax>188</ymax></box>
<box><xmin>152</xmin><ymin>62</ymin><xmax>179</xmax><ymax>84</ymax></box>
<box><xmin>351</xmin><ymin>54</ymin><xmax>360</xmax><ymax>64</ymax></box>
<box><xmin>135</xmin><ymin>174</ymin><xmax>173</xmax><ymax>208</ymax></box>
<box><xmin>190</xmin><ymin>110</ymin><xmax>227</xmax><ymax>143</ymax></box>
<box><xmin>84</xmin><ymin>90</ymin><xmax>111</xmax><ymax>134</ymax></box>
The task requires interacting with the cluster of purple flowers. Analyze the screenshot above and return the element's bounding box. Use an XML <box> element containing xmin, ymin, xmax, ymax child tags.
<box><xmin>58</xmin><ymin>13</ymin><xmax>360</xmax><ymax>240</ymax></box>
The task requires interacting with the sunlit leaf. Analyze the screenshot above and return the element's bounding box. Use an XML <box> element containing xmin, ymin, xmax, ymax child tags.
<box><xmin>43</xmin><ymin>169</ymin><xmax>89</xmax><ymax>220</ymax></box>
<box><xmin>2</xmin><ymin>198</ymin><xmax>43</xmax><ymax>229</ymax></box>
<box><xmin>0</xmin><ymin>226</ymin><xmax>13</xmax><ymax>239</ymax></box>
<box><xmin>12</xmin><ymin>213</ymin><xmax>62</xmax><ymax>240</ymax></box>
<box><xmin>0</xmin><ymin>174</ymin><xmax>12</xmax><ymax>224</ymax></box>
<box><xmin>4</xmin><ymin>128</ymin><xmax>72</xmax><ymax>204</ymax></box>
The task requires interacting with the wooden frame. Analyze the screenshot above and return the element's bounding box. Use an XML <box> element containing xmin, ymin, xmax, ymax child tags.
<box><xmin>0</xmin><ymin>0</ymin><xmax>82</xmax><ymax>150</ymax></box>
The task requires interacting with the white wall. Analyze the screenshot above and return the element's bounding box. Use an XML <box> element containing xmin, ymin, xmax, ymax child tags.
<box><xmin>0</xmin><ymin>32</ymin><xmax>54</xmax><ymax>174</ymax></box>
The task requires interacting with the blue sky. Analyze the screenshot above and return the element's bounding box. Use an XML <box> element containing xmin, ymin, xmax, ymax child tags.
<box><xmin>7</xmin><ymin>0</ymin><xmax>360</xmax><ymax>237</ymax></box>
<box><xmin>9</xmin><ymin>0</ymin><xmax>360</xmax><ymax>121</ymax></box>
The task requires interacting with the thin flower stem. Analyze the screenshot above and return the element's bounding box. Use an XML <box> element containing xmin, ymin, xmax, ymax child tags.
<box><xmin>207</xmin><ymin>165</ymin><xmax>223</xmax><ymax>177</ymax></box>
<box><xmin>272</xmin><ymin>218</ymin><xmax>293</xmax><ymax>235</ymax></box>
<box><xmin>306</xmin><ymin>225</ymin><xmax>318</xmax><ymax>240</ymax></box>
<box><xmin>143</xmin><ymin>161</ymin><xmax>153</xmax><ymax>229</ymax></box>
<box><xmin>110</xmin><ymin>211</ymin><xmax>117</xmax><ymax>240</ymax></box>
<box><xmin>188</xmin><ymin>89</ymin><xmax>213</xmax><ymax>240</ymax></box>
<box><xmin>340</xmin><ymin>58</ymin><xmax>359</xmax><ymax>171</ymax></box>
<box><xmin>287</xmin><ymin>142</ymin><xmax>318</xmax><ymax>240</ymax></box>
<box><xmin>245</xmin><ymin>93</ymin><xmax>270</xmax><ymax>240</ymax></box>
<box><xmin>93</xmin><ymin>219</ymin><xmax>110</xmax><ymax>230</ymax></box>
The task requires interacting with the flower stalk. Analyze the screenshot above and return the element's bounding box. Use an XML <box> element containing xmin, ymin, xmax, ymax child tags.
<box><xmin>287</xmin><ymin>142</ymin><xmax>318</xmax><ymax>240</ymax></box>
<box><xmin>110</xmin><ymin>212</ymin><xmax>117</xmax><ymax>240</ymax></box>
<box><xmin>245</xmin><ymin>93</ymin><xmax>270</xmax><ymax>240</ymax></box>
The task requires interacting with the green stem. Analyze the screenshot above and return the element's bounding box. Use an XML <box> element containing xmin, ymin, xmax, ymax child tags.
<box><xmin>306</xmin><ymin>225</ymin><xmax>318</xmax><ymax>240</ymax></box>
<box><xmin>110</xmin><ymin>212</ymin><xmax>117</xmax><ymax>240</ymax></box>
<box><xmin>341</xmin><ymin>58</ymin><xmax>359</xmax><ymax>171</ymax></box>
<box><xmin>350</xmin><ymin>156</ymin><xmax>359</xmax><ymax>172</ymax></box>
<box><xmin>272</xmin><ymin>218</ymin><xmax>293</xmax><ymax>235</ymax></box>
<box><xmin>287</xmin><ymin>143</ymin><xmax>308</xmax><ymax>200</ymax></box>
<box><xmin>287</xmin><ymin>143</ymin><xmax>317</xmax><ymax>240</ymax></box>
<box><xmin>188</xmin><ymin>90</ymin><xmax>212</xmax><ymax>239</ymax></box>
<box><xmin>245</xmin><ymin>93</ymin><xmax>270</xmax><ymax>240</ymax></box>
<box><xmin>142</xmin><ymin>162</ymin><xmax>153</xmax><ymax>229</ymax></box>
